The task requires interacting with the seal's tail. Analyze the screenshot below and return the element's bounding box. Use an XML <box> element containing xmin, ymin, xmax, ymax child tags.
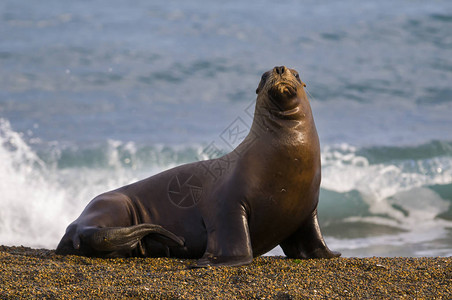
<box><xmin>56</xmin><ymin>224</ymin><xmax>184</xmax><ymax>257</ymax></box>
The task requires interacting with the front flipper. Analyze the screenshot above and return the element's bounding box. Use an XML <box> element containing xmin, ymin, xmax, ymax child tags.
<box><xmin>196</xmin><ymin>209</ymin><xmax>253</xmax><ymax>267</ymax></box>
<box><xmin>280</xmin><ymin>209</ymin><xmax>341</xmax><ymax>259</ymax></box>
<box><xmin>79</xmin><ymin>223</ymin><xmax>184</xmax><ymax>257</ymax></box>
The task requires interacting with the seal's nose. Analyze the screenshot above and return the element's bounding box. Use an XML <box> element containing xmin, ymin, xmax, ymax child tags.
<box><xmin>274</xmin><ymin>66</ymin><xmax>286</xmax><ymax>75</ymax></box>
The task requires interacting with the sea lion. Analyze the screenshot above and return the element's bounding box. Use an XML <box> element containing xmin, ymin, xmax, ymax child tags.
<box><xmin>56</xmin><ymin>66</ymin><xmax>340</xmax><ymax>266</ymax></box>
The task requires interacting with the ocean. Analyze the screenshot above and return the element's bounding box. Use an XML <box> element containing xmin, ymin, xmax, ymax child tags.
<box><xmin>1</xmin><ymin>0</ymin><xmax>451</xmax><ymax>257</ymax></box>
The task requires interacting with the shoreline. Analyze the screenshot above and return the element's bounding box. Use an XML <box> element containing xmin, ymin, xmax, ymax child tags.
<box><xmin>1</xmin><ymin>245</ymin><xmax>451</xmax><ymax>299</ymax></box>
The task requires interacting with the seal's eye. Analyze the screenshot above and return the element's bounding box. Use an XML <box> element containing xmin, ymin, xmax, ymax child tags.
<box><xmin>256</xmin><ymin>72</ymin><xmax>270</xmax><ymax>94</ymax></box>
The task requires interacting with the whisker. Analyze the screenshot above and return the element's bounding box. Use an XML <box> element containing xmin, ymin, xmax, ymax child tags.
<box><xmin>305</xmin><ymin>87</ymin><xmax>318</xmax><ymax>102</ymax></box>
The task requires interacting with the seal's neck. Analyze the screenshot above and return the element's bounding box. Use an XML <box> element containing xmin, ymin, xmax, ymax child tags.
<box><xmin>251</xmin><ymin>94</ymin><xmax>315</xmax><ymax>134</ymax></box>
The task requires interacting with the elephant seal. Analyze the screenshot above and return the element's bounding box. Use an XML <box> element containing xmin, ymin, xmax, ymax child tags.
<box><xmin>56</xmin><ymin>66</ymin><xmax>340</xmax><ymax>266</ymax></box>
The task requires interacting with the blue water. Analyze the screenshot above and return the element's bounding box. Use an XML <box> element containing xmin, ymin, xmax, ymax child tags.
<box><xmin>1</xmin><ymin>0</ymin><xmax>452</xmax><ymax>257</ymax></box>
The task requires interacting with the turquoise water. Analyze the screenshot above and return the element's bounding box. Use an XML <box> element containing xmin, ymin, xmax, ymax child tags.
<box><xmin>1</xmin><ymin>0</ymin><xmax>451</xmax><ymax>257</ymax></box>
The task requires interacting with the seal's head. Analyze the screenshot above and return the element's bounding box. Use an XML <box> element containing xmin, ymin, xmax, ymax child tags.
<box><xmin>256</xmin><ymin>66</ymin><xmax>307</xmax><ymax>113</ymax></box>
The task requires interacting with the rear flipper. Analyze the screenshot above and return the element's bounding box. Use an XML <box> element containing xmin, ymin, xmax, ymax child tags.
<box><xmin>56</xmin><ymin>223</ymin><xmax>185</xmax><ymax>258</ymax></box>
<box><xmin>280</xmin><ymin>209</ymin><xmax>341</xmax><ymax>259</ymax></box>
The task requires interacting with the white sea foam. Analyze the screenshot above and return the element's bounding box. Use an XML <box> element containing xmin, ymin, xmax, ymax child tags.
<box><xmin>321</xmin><ymin>143</ymin><xmax>452</xmax><ymax>200</ymax></box>
<box><xmin>317</xmin><ymin>143</ymin><xmax>452</xmax><ymax>256</ymax></box>
<box><xmin>0</xmin><ymin>118</ymin><xmax>69</xmax><ymax>247</ymax></box>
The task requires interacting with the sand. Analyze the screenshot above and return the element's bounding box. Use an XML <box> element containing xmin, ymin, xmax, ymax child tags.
<box><xmin>0</xmin><ymin>245</ymin><xmax>451</xmax><ymax>299</ymax></box>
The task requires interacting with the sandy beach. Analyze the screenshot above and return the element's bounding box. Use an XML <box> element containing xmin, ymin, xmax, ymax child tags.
<box><xmin>0</xmin><ymin>246</ymin><xmax>450</xmax><ymax>299</ymax></box>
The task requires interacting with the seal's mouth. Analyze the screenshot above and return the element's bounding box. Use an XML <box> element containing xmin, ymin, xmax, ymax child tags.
<box><xmin>275</xmin><ymin>82</ymin><xmax>297</xmax><ymax>96</ymax></box>
<box><xmin>269</xmin><ymin>82</ymin><xmax>298</xmax><ymax>100</ymax></box>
